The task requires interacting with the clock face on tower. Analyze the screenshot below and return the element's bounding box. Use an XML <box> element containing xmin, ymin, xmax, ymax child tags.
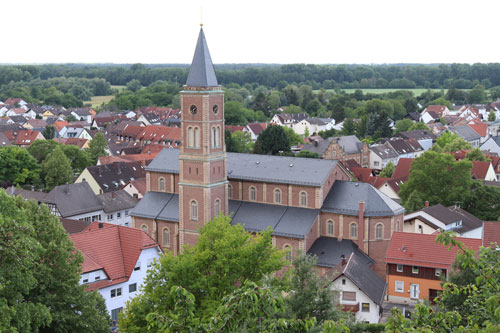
<box><xmin>189</xmin><ymin>104</ymin><xmax>197</xmax><ymax>114</ymax></box>
<box><xmin>212</xmin><ymin>105</ymin><xmax>218</xmax><ymax>114</ymax></box>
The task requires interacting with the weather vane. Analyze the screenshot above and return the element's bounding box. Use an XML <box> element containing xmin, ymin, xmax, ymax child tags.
<box><xmin>200</xmin><ymin>7</ymin><xmax>203</xmax><ymax>27</ymax></box>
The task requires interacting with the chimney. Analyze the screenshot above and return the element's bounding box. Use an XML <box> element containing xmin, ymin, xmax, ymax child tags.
<box><xmin>425</xmin><ymin>200</ymin><xmax>429</xmax><ymax>208</ymax></box>
<box><xmin>98</xmin><ymin>222</ymin><xmax>103</xmax><ymax>229</ymax></box>
<box><xmin>314</xmin><ymin>140</ymin><xmax>319</xmax><ymax>147</ymax></box>
<box><xmin>341</xmin><ymin>255</ymin><xmax>347</xmax><ymax>266</ymax></box>
<box><xmin>358</xmin><ymin>201</ymin><xmax>365</xmax><ymax>252</ymax></box>
<box><xmin>111</xmin><ymin>191</ymin><xmax>115</xmax><ymax>199</ymax></box>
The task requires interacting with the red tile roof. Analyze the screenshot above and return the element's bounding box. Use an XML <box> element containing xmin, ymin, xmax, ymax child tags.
<box><xmin>351</xmin><ymin>167</ymin><xmax>373</xmax><ymax>182</ymax></box>
<box><xmin>469</xmin><ymin>123</ymin><xmax>488</xmax><ymax>137</ymax></box>
<box><xmin>140</xmin><ymin>144</ymin><xmax>166</xmax><ymax>155</ymax></box>
<box><xmin>53</xmin><ymin>120</ymin><xmax>69</xmax><ymax>132</ymax></box>
<box><xmin>225</xmin><ymin>125</ymin><xmax>245</xmax><ymax>133</ymax></box>
<box><xmin>64</xmin><ymin>138</ymin><xmax>88</xmax><ymax>149</ymax></box>
<box><xmin>98</xmin><ymin>155</ymin><xmax>129</xmax><ymax>165</ymax></box>
<box><xmin>5</xmin><ymin>98</ymin><xmax>25</xmax><ymax>105</ymax></box>
<box><xmin>392</xmin><ymin>158</ymin><xmax>414</xmax><ymax>179</ymax></box>
<box><xmin>471</xmin><ymin>161</ymin><xmax>492</xmax><ymax>180</ymax></box>
<box><xmin>122</xmin><ymin>177</ymin><xmax>147</xmax><ymax>196</ymax></box>
<box><xmin>4</xmin><ymin>129</ymin><xmax>44</xmax><ymax>146</ymax></box>
<box><xmin>386</xmin><ymin>232</ymin><xmax>482</xmax><ymax>269</ymax></box>
<box><xmin>70</xmin><ymin>223</ymin><xmax>159</xmax><ymax>291</ymax></box>
<box><xmin>425</xmin><ymin>105</ymin><xmax>447</xmax><ymax>116</ymax></box>
<box><xmin>483</xmin><ymin>221</ymin><xmax>500</xmax><ymax>248</ymax></box>
<box><xmin>246</xmin><ymin>122</ymin><xmax>268</xmax><ymax>136</ymax></box>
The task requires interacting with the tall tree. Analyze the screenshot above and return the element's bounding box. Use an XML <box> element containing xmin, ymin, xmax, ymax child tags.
<box><xmin>42</xmin><ymin>125</ymin><xmax>56</xmax><ymax>140</ymax></box>
<box><xmin>27</xmin><ymin>139</ymin><xmax>59</xmax><ymax>163</ymax></box>
<box><xmin>231</xmin><ymin>131</ymin><xmax>254</xmax><ymax>153</ymax></box>
<box><xmin>379</xmin><ymin>161</ymin><xmax>395</xmax><ymax>177</ymax></box>
<box><xmin>431</xmin><ymin>132</ymin><xmax>472</xmax><ymax>153</ymax></box>
<box><xmin>87</xmin><ymin>132</ymin><xmax>107</xmax><ymax>165</ymax></box>
<box><xmin>43</xmin><ymin>146</ymin><xmax>73</xmax><ymax>190</ymax></box>
<box><xmin>0</xmin><ymin>190</ymin><xmax>110</xmax><ymax>332</ymax></box>
<box><xmin>254</xmin><ymin>125</ymin><xmax>291</xmax><ymax>155</ymax></box>
<box><xmin>399</xmin><ymin>151</ymin><xmax>472</xmax><ymax>211</ymax></box>
<box><xmin>119</xmin><ymin>215</ymin><xmax>284</xmax><ymax>331</ymax></box>
<box><xmin>0</xmin><ymin>146</ymin><xmax>40</xmax><ymax>186</ymax></box>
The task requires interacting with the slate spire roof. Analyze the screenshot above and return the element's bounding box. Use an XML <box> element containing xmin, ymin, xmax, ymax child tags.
<box><xmin>186</xmin><ymin>28</ymin><xmax>218</xmax><ymax>87</ymax></box>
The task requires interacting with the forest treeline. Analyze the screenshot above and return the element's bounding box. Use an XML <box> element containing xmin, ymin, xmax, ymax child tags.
<box><xmin>2</xmin><ymin>62</ymin><xmax>500</xmax><ymax>89</ymax></box>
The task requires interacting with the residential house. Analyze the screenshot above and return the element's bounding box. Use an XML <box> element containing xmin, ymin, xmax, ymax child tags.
<box><xmin>41</xmin><ymin>182</ymin><xmax>104</xmax><ymax>221</ymax></box>
<box><xmin>23</xmin><ymin>119</ymin><xmax>47</xmax><ymax>130</ymax></box>
<box><xmin>448</xmin><ymin>125</ymin><xmax>481</xmax><ymax>147</ymax></box>
<box><xmin>6</xmin><ymin>108</ymin><xmax>27</xmax><ymax>118</ymax></box>
<box><xmin>97</xmin><ymin>190</ymin><xmax>138</xmax><ymax>227</ymax></box>
<box><xmin>137</xmin><ymin>113</ymin><xmax>161</xmax><ymax>125</ymax></box>
<box><xmin>4</xmin><ymin>98</ymin><xmax>28</xmax><ymax>106</ymax></box>
<box><xmin>270</xmin><ymin>113</ymin><xmax>308</xmax><ymax>128</ymax></box>
<box><xmin>122</xmin><ymin>177</ymin><xmax>147</xmax><ymax>199</ymax></box>
<box><xmin>376</xmin><ymin>178</ymin><xmax>406</xmax><ymax>203</ymax></box>
<box><xmin>469</xmin><ymin>122</ymin><xmax>489</xmax><ymax>143</ymax></box>
<box><xmin>420</xmin><ymin>110</ymin><xmax>440</xmax><ymax>124</ymax></box>
<box><xmin>395</xmin><ymin>130</ymin><xmax>436</xmax><ymax>151</ymax></box>
<box><xmin>246</xmin><ymin>122</ymin><xmax>268</xmax><ymax>141</ymax></box>
<box><xmin>301</xmin><ymin>135</ymin><xmax>370</xmax><ymax>167</ymax></box>
<box><xmin>4</xmin><ymin>129</ymin><xmax>45</xmax><ymax>147</ymax></box>
<box><xmin>471</xmin><ymin>161</ymin><xmax>496</xmax><ymax>181</ymax></box>
<box><xmin>482</xmin><ymin>221</ymin><xmax>500</xmax><ymax>248</ymax></box>
<box><xmin>75</xmin><ymin>161</ymin><xmax>146</xmax><ymax>195</ymax></box>
<box><xmin>60</xmin><ymin>126</ymin><xmax>93</xmax><ymax>140</ymax></box>
<box><xmin>369</xmin><ymin>144</ymin><xmax>399</xmax><ymax>171</ymax></box>
<box><xmin>70</xmin><ymin>223</ymin><xmax>162</xmax><ymax>323</ymax></box>
<box><xmin>294</xmin><ymin>118</ymin><xmax>335</xmax><ymax>136</ymax></box>
<box><xmin>385</xmin><ymin>232</ymin><xmax>481</xmax><ymax>304</ymax></box>
<box><xmin>0</xmin><ymin>132</ymin><xmax>12</xmax><ymax>147</ymax></box>
<box><xmin>331</xmin><ymin>252</ymin><xmax>386</xmax><ymax>323</ymax></box>
<box><xmin>480</xmin><ymin>135</ymin><xmax>500</xmax><ymax>155</ymax></box>
<box><xmin>403</xmin><ymin>203</ymin><xmax>483</xmax><ymax>238</ymax></box>
<box><xmin>8</xmin><ymin>115</ymin><xmax>28</xmax><ymax>126</ymax></box>
<box><xmin>70</xmin><ymin>107</ymin><xmax>94</xmax><ymax>123</ymax></box>
<box><xmin>60</xmin><ymin>218</ymin><xmax>92</xmax><ymax>234</ymax></box>
<box><xmin>381</xmin><ymin>138</ymin><xmax>424</xmax><ymax>161</ymax></box>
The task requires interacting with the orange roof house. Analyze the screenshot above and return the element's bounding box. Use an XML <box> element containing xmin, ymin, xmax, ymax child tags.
<box><xmin>385</xmin><ymin>232</ymin><xmax>481</xmax><ymax>304</ymax></box>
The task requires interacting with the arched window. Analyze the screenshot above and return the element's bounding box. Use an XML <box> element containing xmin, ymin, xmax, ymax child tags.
<box><xmin>211</xmin><ymin>126</ymin><xmax>216</xmax><ymax>147</ymax></box>
<box><xmin>188</xmin><ymin>127</ymin><xmax>194</xmax><ymax>148</ymax></box>
<box><xmin>284</xmin><ymin>245</ymin><xmax>292</xmax><ymax>263</ymax></box>
<box><xmin>327</xmin><ymin>220</ymin><xmax>334</xmax><ymax>235</ymax></box>
<box><xmin>274</xmin><ymin>189</ymin><xmax>282</xmax><ymax>204</ymax></box>
<box><xmin>215</xmin><ymin>126</ymin><xmax>220</xmax><ymax>147</ymax></box>
<box><xmin>228</xmin><ymin>184</ymin><xmax>233</xmax><ymax>199</ymax></box>
<box><xmin>194</xmin><ymin>127</ymin><xmax>200</xmax><ymax>148</ymax></box>
<box><xmin>300</xmin><ymin>191</ymin><xmax>307</xmax><ymax>207</ymax></box>
<box><xmin>376</xmin><ymin>224</ymin><xmax>383</xmax><ymax>240</ymax></box>
<box><xmin>249</xmin><ymin>186</ymin><xmax>256</xmax><ymax>201</ymax></box>
<box><xmin>350</xmin><ymin>223</ymin><xmax>358</xmax><ymax>238</ymax></box>
<box><xmin>159</xmin><ymin>177</ymin><xmax>165</xmax><ymax>192</ymax></box>
<box><xmin>214</xmin><ymin>199</ymin><xmax>221</xmax><ymax>216</ymax></box>
<box><xmin>141</xmin><ymin>224</ymin><xmax>148</xmax><ymax>233</ymax></box>
<box><xmin>163</xmin><ymin>228</ymin><xmax>170</xmax><ymax>247</ymax></box>
<box><xmin>191</xmin><ymin>200</ymin><xmax>198</xmax><ymax>221</ymax></box>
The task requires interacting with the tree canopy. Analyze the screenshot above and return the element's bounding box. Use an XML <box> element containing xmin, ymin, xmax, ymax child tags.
<box><xmin>0</xmin><ymin>190</ymin><xmax>110</xmax><ymax>332</ymax></box>
<box><xmin>254</xmin><ymin>125</ymin><xmax>291</xmax><ymax>155</ymax></box>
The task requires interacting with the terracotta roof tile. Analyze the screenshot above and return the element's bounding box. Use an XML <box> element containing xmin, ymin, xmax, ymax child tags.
<box><xmin>483</xmin><ymin>221</ymin><xmax>500</xmax><ymax>248</ymax></box>
<box><xmin>70</xmin><ymin>223</ymin><xmax>159</xmax><ymax>291</ymax></box>
<box><xmin>392</xmin><ymin>158</ymin><xmax>414</xmax><ymax>179</ymax></box>
<box><xmin>386</xmin><ymin>232</ymin><xmax>481</xmax><ymax>269</ymax></box>
<box><xmin>471</xmin><ymin>161</ymin><xmax>491</xmax><ymax>180</ymax></box>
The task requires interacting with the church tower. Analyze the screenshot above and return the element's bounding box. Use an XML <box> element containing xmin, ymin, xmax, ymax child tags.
<box><xmin>178</xmin><ymin>27</ymin><xmax>227</xmax><ymax>247</ymax></box>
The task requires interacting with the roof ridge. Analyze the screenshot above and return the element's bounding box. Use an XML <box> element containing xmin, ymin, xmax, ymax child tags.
<box><xmin>156</xmin><ymin>193</ymin><xmax>175</xmax><ymax>220</ymax></box>
<box><xmin>116</xmin><ymin>226</ymin><xmax>128</xmax><ymax>279</ymax></box>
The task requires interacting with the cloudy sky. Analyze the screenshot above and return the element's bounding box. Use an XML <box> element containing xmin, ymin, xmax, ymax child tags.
<box><xmin>4</xmin><ymin>0</ymin><xmax>500</xmax><ymax>64</ymax></box>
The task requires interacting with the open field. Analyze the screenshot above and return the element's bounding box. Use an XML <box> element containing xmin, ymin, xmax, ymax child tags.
<box><xmin>83</xmin><ymin>95</ymin><xmax>114</xmax><ymax>108</ymax></box>
<box><xmin>111</xmin><ymin>85</ymin><xmax>126</xmax><ymax>91</ymax></box>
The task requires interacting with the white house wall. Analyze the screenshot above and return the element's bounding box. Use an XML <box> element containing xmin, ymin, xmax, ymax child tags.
<box><xmin>332</xmin><ymin>275</ymin><xmax>380</xmax><ymax>323</ymax></box>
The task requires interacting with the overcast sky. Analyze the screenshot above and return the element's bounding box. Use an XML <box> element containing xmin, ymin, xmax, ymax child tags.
<box><xmin>4</xmin><ymin>0</ymin><xmax>500</xmax><ymax>64</ymax></box>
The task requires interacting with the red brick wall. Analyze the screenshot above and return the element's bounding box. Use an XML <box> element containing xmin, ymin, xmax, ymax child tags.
<box><xmin>181</xmin><ymin>160</ymin><xmax>204</xmax><ymax>183</ymax></box>
<box><xmin>290</xmin><ymin>185</ymin><xmax>316</xmax><ymax>208</ymax></box>
<box><xmin>157</xmin><ymin>220</ymin><xmax>179</xmax><ymax>255</ymax></box>
<box><xmin>208</xmin><ymin>159</ymin><xmax>226</xmax><ymax>184</ymax></box>
<box><xmin>305</xmin><ymin>216</ymin><xmax>320</xmax><ymax>251</ymax></box>
<box><xmin>241</xmin><ymin>181</ymin><xmax>264</xmax><ymax>202</ymax></box>
<box><xmin>266</xmin><ymin>183</ymin><xmax>289</xmax><ymax>205</ymax></box>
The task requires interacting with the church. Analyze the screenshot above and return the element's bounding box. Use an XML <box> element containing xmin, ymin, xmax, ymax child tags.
<box><xmin>130</xmin><ymin>27</ymin><xmax>404</xmax><ymax>278</ymax></box>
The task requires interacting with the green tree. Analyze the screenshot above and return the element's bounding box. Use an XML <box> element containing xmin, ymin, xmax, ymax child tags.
<box><xmin>87</xmin><ymin>132</ymin><xmax>107</xmax><ymax>165</ymax></box>
<box><xmin>379</xmin><ymin>161</ymin><xmax>395</xmax><ymax>178</ymax></box>
<box><xmin>283</xmin><ymin>126</ymin><xmax>304</xmax><ymax>146</ymax></box>
<box><xmin>59</xmin><ymin>144</ymin><xmax>92</xmax><ymax>174</ymax></box>
<box><xmin>341</xmin><ymin>118</ymin><xmax>356</xmax><ymax>136</ymax></box>
<box><xmin>65</xmin><ymin>114</ymin><xmax>77</xmax><ymax>122</ymax></box>
<box><xmin>28</xmin><ymin>139</ymin><xmax>60</xmax><ymax>163</ymax></box>
<box><xmin>119</xmin><ymin>215</ymin><xmax>285</xmax><ymax>331</ymax></box>
<box><xmin>225</xmin><ymin>129</ymin><xmax>237</xmax><ymax>153</ymax></box>
<box><xmin>463</xmin><ymin>181</ymin><xmax>500</xmax><ymax>221</ymax></box>
<box><xmin>0</xmin><ymin>190</ymin><xmax>110</xmax><ymax>332</ymax></box>
<box><xmin>0</xmin><ymin>146</ymin><xmax>40</xmax><ymax>186</ymax></box>
<box><xmin>399</xmin><ymin>151</ymin><xmax>473</xmax><ymax>211</ymax></box>
<box><xmin>394</xmin><ymin>119</ymin><xmax>414</xmax><ymax>133</ymax></box>
<box><xmin>330</xmin><ymin>103</ymin><xmax>345</xmax><ymax>122</ymax></box>
<box><xmin>467</xmin><ymin>84</ymin><xmax>487</xmax><ymax>104</ymax></box>
<box><xmin>284</xmin><ymin>104</ymin><xmax>304</xmax><ymax>114</ymax></box>
<box><xmin>126</xmin><ymin>79</ymin><xmax>142</xmax><ymax>92</ymax></box>
<box><xmin>254</xmin><ymin>125</ymin><xmax>291</xmax><ymax>155</ymax></box>
<box><xmin>296</xmin><ymin>150</ymin><xmax>319</xmax><ymax>158</ymax></box>
<box><xmin>408</xmin><ymin>122</ymin><xmax>429</xmax><ymax>131</ymax></box>
<box><xmin>488</xmin><ymin>110</ymin><xmax>496</xmax><ymax>122</ymax></box>
<box><xmin>42</xmin><ymin>125</ymin><xmax>56</xmax><ymax>139</ymax></box>
<box><xmin>431</xmin><ymin>132</ymin><xmax>472</xmax><ymax>153</ymax></box>
<box><xmin>231</xmin><ymin>131</ymin><xmax>254</xmax><ymax>153</ymax></box>
<box><xmin>224</xmin><ymin>101</ymin><xmax>251</xmax><ymax>125</ymax></box>
<box><xmin>43</xmin><ymin>146</ymin><xmax>73</xmax><ymax>190</ymax></box>
<box><xmin>465</xmin><ymin>147</ymin><xmax>488</xmax><ymax>162</ymax></box>
<box><xmin>430</xmin><ymin>97</ymin><xmax>452</xmax><ymax>109</ymax></box>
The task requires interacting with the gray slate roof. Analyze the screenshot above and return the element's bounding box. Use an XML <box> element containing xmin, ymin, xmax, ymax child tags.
<box><xmin>448</xmin><ymin>125</ymin><xmax>481</xmax><ymax>142</ymax></box>
<box><xmin>147</xmin><ymin>148</ymin><xmax>339</xmax><ymax>187</ymax></box>
<box><xmin>87</xmin><ymin>161</ymin><xmax>146</xmax><ymax>193</ymax></box>
<box><xmin>302</xmin><ymin>137</ymin><xmax>332</xmax><ymax>156</ymax></box>
<box><xmin>97</xmin><ymin>190</ymin><xmax>138</xmax><ymax>213</ymax></box>
<box><xmin>0</xmin><ymin>132</ymin><xmax>11</xmax><ymax>147</ymax></box>
<box><xmin>229</xmin><ymin>200</ymin><xmax>319</xmax><ymax>238</ymax></box>
<box><xmin>421</xmin><ymin>204</ymin><xmax>482</xmax><ymax>233</ymax></box>
<box><xmin>321</xmin><ymin>180</ymin><xmax>405</xmax><ymax>217</ymax></box>
<box><xmin>42</xmin><ymin>182</ymin><xmax>103</xmax><ymax>218</ymax></box>
<box><xmin>186</xmin><ymin>28</ymin><xmax>218</xmax><ymax>87</ymax></box>
<box><xmin>340</xmin><ymin>252</ymin><xmax>386</xmax><ymax>305</ymax></box>
<box><xmin>397</xmin><ymin>130</ymin><xmax>437</xmax><ymax>141</ymax></box>
<box><xmin>307</xmin><ymin>236</ymin><xmax>374</xmax><ymax>268</ymax></box>
<box><xmin>370</xmin><ymin>144</ymin><xmax>398</xmax><ymax>159</ymax></box>
<box><xmin>336</xmin><ymin>135</ymin><xmax>364</xmax><ymax>154</ymax></box>
<box><xmin>131</xmin><ymin>194</ymin><xmax>318</xmax><ymax>238</ymax></box>
<box><xmin>131</xmin><ymin>191</ymin><xmax>179</xmax><ymax>222</ymax></box>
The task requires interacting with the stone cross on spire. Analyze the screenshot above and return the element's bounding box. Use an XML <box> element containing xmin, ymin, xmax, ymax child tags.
<box><xmin>185</xmin><ymin>28</ymin><xmax>218</xmax><ymax>87</ymax></box>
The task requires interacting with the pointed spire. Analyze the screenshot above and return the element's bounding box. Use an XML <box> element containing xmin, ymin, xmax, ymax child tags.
<box><xmin>186</xmin><ymin>28</ymin><xmax>218</xmax><ymax>87</ymax></box>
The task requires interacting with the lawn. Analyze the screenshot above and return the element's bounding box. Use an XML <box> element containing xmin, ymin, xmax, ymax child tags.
<box><xmin>83</xmin><ymin>95</ymin><xmax>114</xmax><ymax>108</ymax></box>
<box><xmin>111</xmin><ymin>85</ymin><xmax>126</xmax><ymax>91</ymax></box>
